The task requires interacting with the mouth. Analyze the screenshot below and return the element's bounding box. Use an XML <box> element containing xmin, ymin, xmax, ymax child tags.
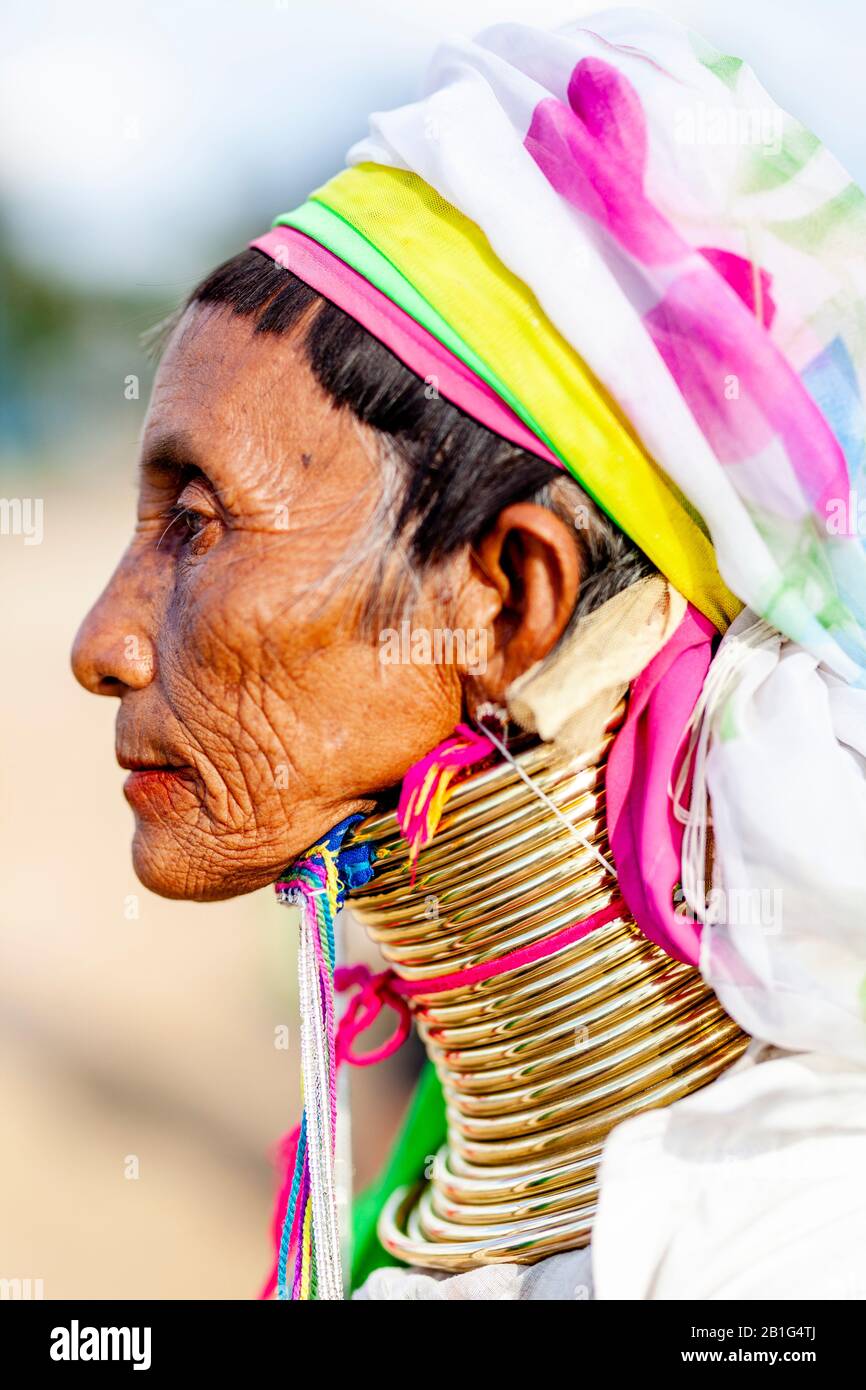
<box><xmin>119</xmin><ymin>754</ymin><xmax>186</xmax><ymax>771</ymax></box>
<box><xmin>118</xmin><ymin>753</ymin><xmax>198</xmax><ymax>801</ymax></box>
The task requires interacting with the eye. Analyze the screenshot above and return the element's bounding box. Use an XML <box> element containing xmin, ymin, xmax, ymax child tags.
<box><xmin>159</xmin><ymin>482</ymin><xmax>222</xmax><ymax>558</ymax></box>
<box><xmin>171</xmin><ymin>505</ymin><xmax>208</xmax><ymax>539</ymax></box>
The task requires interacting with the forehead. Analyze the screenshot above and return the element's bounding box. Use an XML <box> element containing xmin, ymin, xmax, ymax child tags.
<box><xmin>142</xmin><ymin>302</ymin><xmax>372</xmax><ymax>502</ymax></box>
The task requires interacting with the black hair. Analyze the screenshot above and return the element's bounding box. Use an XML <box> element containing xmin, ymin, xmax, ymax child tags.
<box><xmin>187</xmin><ymin>248</ymin><xmax>654</xmax><ymax>624</ymax></box>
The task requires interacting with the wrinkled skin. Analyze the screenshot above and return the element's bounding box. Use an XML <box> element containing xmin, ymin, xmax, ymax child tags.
<box><xmin>72</xmin><ymin>304</ymin><xmax>581</xmax><ymax>900</ymax></box>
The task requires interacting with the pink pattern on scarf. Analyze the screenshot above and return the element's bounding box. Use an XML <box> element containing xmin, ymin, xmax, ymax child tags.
<box><xmin>524</xmin><ymin>57</ymin><xmax>848</xmax><ymax>512</ymax></box>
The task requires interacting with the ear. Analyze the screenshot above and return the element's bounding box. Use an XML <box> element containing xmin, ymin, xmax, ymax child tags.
<box><xmin>457</xmin><ymin>501</ymin><xmax>581</xmax><ymax>708</ymax></box>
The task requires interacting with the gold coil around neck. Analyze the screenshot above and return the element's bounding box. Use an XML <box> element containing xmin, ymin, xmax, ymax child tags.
<box><xmin>346</xmin><ymin>710</ymin><xmax>749</xmax><ymax>1271</ymax></box>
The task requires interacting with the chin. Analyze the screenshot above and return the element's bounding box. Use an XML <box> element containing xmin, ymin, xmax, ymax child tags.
<box><xmin>130</xmin><ymin>827</ymin><xmax>281</xmax><ymax>903</ymax></box>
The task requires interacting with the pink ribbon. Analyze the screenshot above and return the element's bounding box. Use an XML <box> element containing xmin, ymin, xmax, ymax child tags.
<box><xmin>334</xmin><ymin>963</ymin><xmax>413</xmax><ymax>1064</ymax></box>
<box><xmin>391</xmin><ymin>895</ymin><xmax>627</xmax><ymax>997</ymax></box>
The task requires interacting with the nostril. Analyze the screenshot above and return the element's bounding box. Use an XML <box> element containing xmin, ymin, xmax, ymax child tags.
<box><xmin>97</xmin><ymin>676</ymin><xmax>125</xmax><ymax>694</ymax></box>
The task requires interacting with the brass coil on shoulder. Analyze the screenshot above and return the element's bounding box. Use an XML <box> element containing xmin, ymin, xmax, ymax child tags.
<box><xmin>347</xmin><ymin>708</ymin><xmax>749</xmax><ymax>1271</ymax></box>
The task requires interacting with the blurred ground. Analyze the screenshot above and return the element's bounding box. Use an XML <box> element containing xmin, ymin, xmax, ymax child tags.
<box><xmin>0</xmin><ymin>457</ymin><xmax>414</xmax><ymax>1298</ymax></box>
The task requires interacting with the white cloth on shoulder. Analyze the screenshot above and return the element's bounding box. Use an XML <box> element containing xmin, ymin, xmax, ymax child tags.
<box><xmin>355</xmin><ymin>1045</ymin><xmax>866</xmax><ymax>1300</ymax></box>
<box><xmin>592</xmin><ymin>1043</ymin><xmax>866</xmax><ymax>1300</ymax></box>
<box><xmin>353</xmin><ymin>1246</ymin><xmax>593</xmax><ymax>1301</ymax></box>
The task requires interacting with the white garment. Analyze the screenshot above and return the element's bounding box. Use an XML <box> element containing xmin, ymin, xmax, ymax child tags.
<box><xmin>699</xmin><ymin>619</ymin><xmax>866</xmax><ymax>1064</ymax></box>
<box><xmin>592</xmin><ymin>1043</ymin><xmax>866</xmax><ymax>1300</ymax></box>
<box><xmin>354</xmin><ymin>1247</ymin><xmax>593</xmax><ymax>1301</ymax></box>
<box><xmin>356</xmin><ymin>1045</ymin><xmax>866</xmax><ymax>1300</ymax></box>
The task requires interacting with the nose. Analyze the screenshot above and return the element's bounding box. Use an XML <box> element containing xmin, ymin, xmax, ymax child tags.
<box><xmin>71</xmin><ymin>562</ymin><xmax>157</xmax><ymax>697</ymax></box>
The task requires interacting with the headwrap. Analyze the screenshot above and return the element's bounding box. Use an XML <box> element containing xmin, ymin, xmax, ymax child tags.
<box><xmin>252</xmin><ymin>11</ymin><xmax>866</xmax><ymax>1063</ymax></box>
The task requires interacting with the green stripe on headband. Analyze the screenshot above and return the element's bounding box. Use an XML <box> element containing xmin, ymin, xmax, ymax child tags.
<box><xmin>274</xmin><ymin>198</ymin><xmax>563</xmax><ymax>464</ymax></box>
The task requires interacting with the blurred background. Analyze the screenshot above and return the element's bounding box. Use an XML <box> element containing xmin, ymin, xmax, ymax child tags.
<box><xmin>1</xmin><ymin>0</ymin><xmax>864</xmax><ymax>1299</ymax></box>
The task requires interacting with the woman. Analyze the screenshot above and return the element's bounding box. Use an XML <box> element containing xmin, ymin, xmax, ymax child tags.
<box><xmin>72</xmin><ymin>10</ymin><xmax>866</xmax><ymax>1300</ymax></box>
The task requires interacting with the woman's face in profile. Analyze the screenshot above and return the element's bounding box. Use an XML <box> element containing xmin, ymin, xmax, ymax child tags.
<box><xmin>71</xmin><ymin>304</ymin><xmax>466</xmax><ymax>902</ymax></box>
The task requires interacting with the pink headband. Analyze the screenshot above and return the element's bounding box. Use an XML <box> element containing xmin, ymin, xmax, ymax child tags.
<box><xmin>250</xmin><ymin>226</ymin><xmax>558</xmax><ymax>466</ymax></box>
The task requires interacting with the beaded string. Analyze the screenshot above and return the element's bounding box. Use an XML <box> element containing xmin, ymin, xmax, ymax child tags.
<box><xmin>269</xmin><ymin>815</ymin><xmax>376</xmax><ymax>1301</ymax></box>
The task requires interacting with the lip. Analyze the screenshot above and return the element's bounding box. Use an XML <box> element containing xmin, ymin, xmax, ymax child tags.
<box><xmin>119</xmin><ymin>751</ymin><xmax>197</xmax><ymax>803</ymax></box>
<box><xmin>118</xmin><ymin>752</ymin><xmax>187</xmax><ymax>773</ymax></box>
<box><xmin>123</xmin><ymin>766</ymin><xmax>198</xmax><ymax>807</ymax></box>
<box><xmin>123</xmin><ymin>767</ymin><xmax>192</xmax><ymax>782</ymax></box>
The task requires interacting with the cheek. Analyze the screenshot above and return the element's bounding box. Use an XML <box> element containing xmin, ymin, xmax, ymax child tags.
<box><xmin>151</xmin><ymin>547</ymin><xmax>364</xmax><ymax>803</ymax></box>
<box><xmin>154</xmin><ymin>554</ymin><xmax>291</xmax><ymax>799</ymax></box>
<box><xmin>273</xmin><ymin>640</ymin><xmax>463</xmax><ymax>800</ymax></box>
<box><xmin>156</xmin><ymin>541</ymin><xmax>464</xmax><ymax>826</ymax></box>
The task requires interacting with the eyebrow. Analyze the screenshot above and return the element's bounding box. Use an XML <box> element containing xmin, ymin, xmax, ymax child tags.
<box><xmin>138</xmin><ymin>430</ymin><xmax>205</xmax><ymax>484</ymax></box>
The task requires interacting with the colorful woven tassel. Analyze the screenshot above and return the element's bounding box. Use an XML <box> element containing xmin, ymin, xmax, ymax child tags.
<box><xmin>263</xmin><ymin>726</ymin><xmax>496</xmax><ymax>1300</ymax></box>
<box><xmin>268</xmin><ymin>815</ymin><xmax>375</xmax><ymax>1301</ymax></box>
<box><xmin>396</xmin><ymin>723</ymin><xmax>496</xmax><ymax>878</ymax></box>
